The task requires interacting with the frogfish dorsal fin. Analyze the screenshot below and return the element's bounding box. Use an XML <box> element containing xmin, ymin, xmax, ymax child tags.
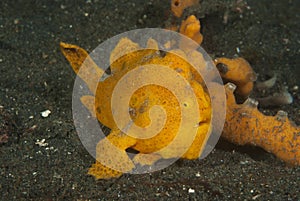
<box><xmin>60</xmin><ymin>42</ymin><xmax>104</xmax><ymax>95</ymax></box>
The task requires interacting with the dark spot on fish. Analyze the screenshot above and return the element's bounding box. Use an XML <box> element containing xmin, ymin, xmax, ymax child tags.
<box><xmin>159</xmin><ymin>50</ymin><xmax>167</xmax><ymax>57</ymax></box>
<box><xmin>216</xmin><ymin>63</ymin><xmax>228</xmax><ymax>75</ymax></box>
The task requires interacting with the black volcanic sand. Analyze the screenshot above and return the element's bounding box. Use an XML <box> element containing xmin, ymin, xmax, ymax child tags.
<box><xmin>0</xmin><ymin>0</ymin><xmax>299</xmax><ymax>200</ymax></box>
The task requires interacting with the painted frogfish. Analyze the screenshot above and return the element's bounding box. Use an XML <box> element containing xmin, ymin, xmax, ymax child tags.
<box><xmin>60</xmin><ymin>15</ymin><xmax>300</xmax><ymax>180</ymax></box>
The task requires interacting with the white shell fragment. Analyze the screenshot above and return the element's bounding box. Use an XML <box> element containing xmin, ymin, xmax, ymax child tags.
<box><xmin>35</xmin><ymin>139</ymin><xmax>48</xmax><ymax>147</ymax></box>
<box><xmin>188</xmin><ymin>188</ymin><xmax>195</xmax><ymax>193</ymax></box>
<box><xmin>41</xmin><ymin>109</ymin><xmax>51</xmax><ymax>118</ymax></box>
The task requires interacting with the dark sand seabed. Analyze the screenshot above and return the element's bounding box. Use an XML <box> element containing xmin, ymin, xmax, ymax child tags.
<box><xmin>0</xmin><ymin>0</ymin><xmax>299</xmax><ymax>200</ymax></box>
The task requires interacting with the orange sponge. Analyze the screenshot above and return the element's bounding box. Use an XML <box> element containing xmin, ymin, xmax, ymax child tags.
<box><xmin>171</xmin><ymin>0</ymin><xmax>199</xmax><ymax>17</ymax></box>
<box><xmin>214</xmin><ymin>57</ymin><xmax>257</xmax><ymax>98</ymax></box>
<box><xmin>223</xmin><ymin>83</ymin><xmax>300</xmax><ymax>165</ymax></box>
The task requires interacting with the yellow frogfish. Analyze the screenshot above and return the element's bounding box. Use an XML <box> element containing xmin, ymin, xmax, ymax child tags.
<box><xmin>60</xmin><ymin>15</ymin><xmax>300</xmax><ymax>180</ymax></box>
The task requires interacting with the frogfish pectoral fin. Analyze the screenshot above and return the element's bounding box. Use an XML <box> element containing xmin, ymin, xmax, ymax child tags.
<box><xmin>88</xmin><ymin>129</ymin><xmax>137</xmax><ymax>179</ymax></box>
